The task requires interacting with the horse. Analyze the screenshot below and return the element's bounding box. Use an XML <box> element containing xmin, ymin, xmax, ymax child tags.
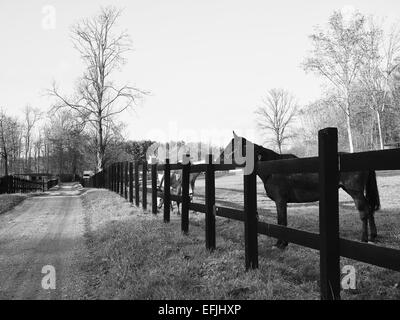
<box><xmin>219</xmin><ymin>132</ymin><xmax>380</xmax><ymax>249</ymax></box>
<box><xmin>157</xmin><ymin>170</ymin><xmax>202</xmax><ymax>214</ymax></box>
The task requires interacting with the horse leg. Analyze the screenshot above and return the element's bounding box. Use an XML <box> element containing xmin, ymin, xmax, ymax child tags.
<box><xmin>369</xmin><ymin>213</ymin><xmax>378</xmax><ymax>242</ymax></box>
<box><xmin>158</xmin><ymin>197</ymin><xmax>164</xmax><ymax>209</ymax></box>
<box><xmin>274</xmin><ymin>201</ymin><xmax>288</xmax><ymax>249</ymax></box>
<box><xmin>190</xmin><ymin>180</ymin><xmax>195</xmax><ymax>201</ymax></box>
<box><xmin>348</xmin><ymin>191</ymin><xmax>369</xmax><ymax>242</ymax></box>
<box><xmin>361</xmin><ymin>215</ymin><xmax>369</xmax><ymax>243</ymax></box>
<box><xmin>177</xmin><ymin>186</ymin><xmax>182</xmax><ymax>215</ymax></box>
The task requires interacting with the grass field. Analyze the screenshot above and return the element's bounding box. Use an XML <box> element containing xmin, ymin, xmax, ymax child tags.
<box><xmin>194</xmin><ymin>170</ymin><xmax>400</xmax><ymax>249</ymax></box>
<box><xmin>80</xmin><ymin>170</ymin><xmax>400</xmax><ymax>299</ymax></box>
<box><xmin>0</xmin><ymin>194</ymin><xmax>28</xmax><ymax>215</ymax></box>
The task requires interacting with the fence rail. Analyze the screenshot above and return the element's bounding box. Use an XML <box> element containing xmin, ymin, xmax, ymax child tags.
<box><xmin>0</xmin><ymin>175</ymin><xmax>47</xmax><ymax>194</ymax></box>
<box><xmin>90</xmin><ymin>127</ymin><xmax>400</xmax><ymax>300</ymax></box>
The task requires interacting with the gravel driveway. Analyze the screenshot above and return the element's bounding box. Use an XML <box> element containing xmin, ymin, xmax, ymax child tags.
<box><xmin>0</xmin><ymin>183</ymin><xmax>87</xmax><ymax>299</ymax></box>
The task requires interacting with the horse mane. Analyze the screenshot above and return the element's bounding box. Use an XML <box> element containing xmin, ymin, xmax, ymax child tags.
<box><xmin>218</xmin><ymin>136</ymin><xmax>299</xmax><ymax>164</ymax></box>
<box><xmin>254</xmin><ymin>143</ymin><xmax>298</xmax><ymax>161</ymax></box>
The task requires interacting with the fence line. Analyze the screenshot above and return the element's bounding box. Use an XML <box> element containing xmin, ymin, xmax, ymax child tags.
<box><xmin>89</xmin><ymin>127</ymin><xmax>400</xmax><ymax>300</ymax></box>
<box><xmin>0</xmin><ymin>175</ymin><xmax>58</xmax><ymax>194</ymax></box>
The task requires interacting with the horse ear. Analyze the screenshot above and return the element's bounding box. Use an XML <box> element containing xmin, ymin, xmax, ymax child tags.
<box><xmin>233</xmin><ymin>131</ymin><xmax>238</xmax><ymax>138</ymax></box>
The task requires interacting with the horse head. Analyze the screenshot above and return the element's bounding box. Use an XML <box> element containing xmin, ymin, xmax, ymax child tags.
<box><xmin>217</xmin><ymin>131</ymin><xmax>282</xmax><ymax>165</ymax></box>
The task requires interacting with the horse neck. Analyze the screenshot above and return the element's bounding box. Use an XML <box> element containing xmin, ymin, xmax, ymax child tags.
<box><xmin>255</xmin><ymin>144</ymin><xmax>298</xmax><ymax>161</ymax></box>
<box><xmin>255</xmin><ymin>144</ymin><xmax>280</xmax><ymax>161</ymax></box>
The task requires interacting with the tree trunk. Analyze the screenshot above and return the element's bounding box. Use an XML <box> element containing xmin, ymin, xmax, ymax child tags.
<box><xmin>376</xmin><ymin>109</ymin><xmax>384</xmax><ymax>150</ymax></box>
<box><xmin>46</xmin><ymin>143</ymin><xmax>50</xmax><ymax>174</ymax></box>
<box><xmin>345</xmin><ymin>104</ymin><xmax>354</xmax><ymax>153</ymax></box>
<box><xmin>97</xmin><ymin>119</ymin><xmax>105</xmax><ymax>172</ymax></box>
<box><xmin>277</xmin><ymin>139</ymin><xmax>282</xmax><ymax>154</ymax></box>
<box><xmin>4</xmin><ymin>156</ymin><xmax>8</xmax><ymax>176</ymax></box>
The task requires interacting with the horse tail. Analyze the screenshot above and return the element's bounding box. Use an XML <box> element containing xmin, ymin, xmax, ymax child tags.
<box><xmin>366</xmin><ymin>170</ymin><xmax>380</xmax><ymax>211</ymax></box>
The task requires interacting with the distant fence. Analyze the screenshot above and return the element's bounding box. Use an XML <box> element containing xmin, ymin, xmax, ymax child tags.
<box><xmin>90</xmin><ymin>127</ymin><xmax>400</xmax><ymax>300</ymax></box>
<box><xmin>0</xmin><ymin>175</ymin><xmax>43</xmax><ymax>194</ymax></box>
<box><xmin>0</xmin><ymin>175</ymin><xmax>59</xmax><ymax>194</ymax></box>
<box><xmin>47</xmin><ymin>179</ymin><xmax>59</xmax><ymax>190</ymax></box>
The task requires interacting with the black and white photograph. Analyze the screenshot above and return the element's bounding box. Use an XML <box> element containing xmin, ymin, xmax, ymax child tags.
<box><xmin>1</xmin><ymin>0</ymin><xmax>400</xmax><ymax>306</ymax></box>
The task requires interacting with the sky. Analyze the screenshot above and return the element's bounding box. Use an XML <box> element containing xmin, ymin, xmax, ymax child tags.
<box><xmin>1</xmin><ymin>0</ymin><xmax>400</xmax><ymax>147</ymax></box>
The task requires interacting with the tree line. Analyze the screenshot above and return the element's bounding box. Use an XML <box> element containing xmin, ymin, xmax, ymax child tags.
<box><xmin>0</xmin><ymin>105</ymin><xmax>156</xmax><ymax>178</ymax></box>
<box><xmin>256</xmin><ymin>10</ymin><xmax>400</xmax><ymax>156</ymax></box>
<box><xmin>0</xmin><ymin>7</ymin><xmax>148</xmax><ymax>178</ymax></box>
<box><xmin>3</xmin><ymin>8</ymin><xmax>400</xmax><ymax>177</ymax></box>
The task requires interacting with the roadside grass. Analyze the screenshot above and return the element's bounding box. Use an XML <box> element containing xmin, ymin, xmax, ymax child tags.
<box><xmin>81</xmin><ymin>184</ymin><xmax>400</xmax><ymax>300</ymax></box>
<box><xmin>0</xmin><ymin>194</ymin><xmax>28</xmax><ymax>215</ymax></box>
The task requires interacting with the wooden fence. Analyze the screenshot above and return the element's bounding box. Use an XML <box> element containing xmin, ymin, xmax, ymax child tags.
<box><xmin>47</xmin><ymin>179</ymin><xmax>59</xmax><ymax>190</ymax></box>
<box><xmin>0</xmin><ymin>176</ymin><xmax>59</xmax><ymax>194</ymax></box>
<box><xmin>0</xmin><ymin>175</ymin><xmax>45</xmax><ymax>194</ymax></box>
<box><xmin>90</xmin><ymin>127</ymin><xmax>400</xmax><ymax>300</ymax></box>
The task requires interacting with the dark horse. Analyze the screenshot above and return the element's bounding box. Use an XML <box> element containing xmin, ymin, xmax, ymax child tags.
<box><xmin>220</xmin><ymin>132</ymin><xmax>380</xmax><ymax>249</ymax></box>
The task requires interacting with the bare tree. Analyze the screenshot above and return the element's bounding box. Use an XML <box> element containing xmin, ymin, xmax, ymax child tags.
<box><xmin>358</xmin><ymin>22</ymin><xmax>400</xmax><ymax>149</ymax></box>
<box><xmin>49</xmin><ymin>6</ymin><xmax>146</xmax><ymax>171</ymax></box>
<box><xmin>255</xmin><ymin>89</ymin><xmax>298</xmax><ymax>154</ymax></box>
<box><xmin>0</xmin><ymin>110</ymin><xmax>10</xmax><ymax>176</ymax></box>
<box><xmin>46</xmin><ymin>109</ymin><xmax>88</xmax><ymax>177</ymax></box>
<box><xmin>303</xmin><ymin>11</ymin><xmax>368</xmax><ymax>152</ymax></box>
<box><xmin>0</xmin><ymin>110</ymin><xmax>22</xmax><ymax>176</ymax></box>
<box><xmin>23</xmin><ymin>105</ymin><xmax>41</xmax><ymax>172</ymax></box>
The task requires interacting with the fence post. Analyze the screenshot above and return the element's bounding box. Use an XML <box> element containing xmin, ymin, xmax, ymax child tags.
<box><xmin>142</xmin><ymin>161</ymin><xmax>147</xmax><ymax>210</ymax></box>
<box><xmin>0</xmin><ymin>177</ymin><xmax>4</xmax><ymax>194</ymax></box>
<box><xmin>110</xmin><ymin>164</ymin><xmax>112</xmax><ymax>191</ymax></box>
<box><xmin>318</xmin><ymin>127</ymin><xmax>340</xmax><ymax>300</ymax></box>
<box><xmin>243</xmin><ymin>146</ymin><xmax>258</xmax><ymax>270</ymax></box>
<box><xmin>114</xmin><ymin>164</ymin><xmax>117</xmax><ymax>192</ymax></box>
<box><xmin>8</xmin><ymin>176</ymin><xmax>12</xmax><ymax>194</ymax></box>
<box><xmin>205</xmin><ymin>154</ymin><xmax>216</xmax><ymax>250</ymax></box>
<box><xmin>110</xmin><ymin>165</ymin><xmax>113</xmax><ymax>191</ymax></box>
<box><xmin>109</xmin><ymin>166</ymin><xmax>112</xmax><ymax>190</ymax></box>
<box><xmin>124</xmin><ymin>162</ymin><xmax>128</xmax><ymax>199</ymax></box>
<box><xmin>135</xmin><ymin>161</ymin><xmax>140</xmax><ymax>206</ymax></box>
<box><xmin>116</xmin><ymin>163</ymin><xmax>119</xmax><ymax>194</ymax></box>
<box><xmin>181</xmin><ymin>154</ymin><xmax>190</xmax><ymax>234</ymax></box>
<box><xmin>151</xmin><ymin>159</ymin><xmax>158</xmax><ymax>214</ymax></box>
<box><xmin>164</xmin><ymin>158</ymin><xmax>170</xmax><ymax>223</ymax></box>
<box><xmin>104</xmin><ymin>168</ymin><xmax>107</xmax><ymax>188</ymax></box>
<box><xmin>110</xmin><ymin>164</ymin><xmax>114</xmax><ymax>191</ymax></box>
<box><xmin>129</xmin><ymin>162</ymin><xmax>134</xmax><ymax>203</ymax></box>
<box><xmin>120</xmin><ymin>162</ymin><xmax>124</xmax><ymax>197</ymax></box>
<box><xmin>110</xmin><ymin>165</ymin><xmax>113</xmax><ymax>190</ymax></box>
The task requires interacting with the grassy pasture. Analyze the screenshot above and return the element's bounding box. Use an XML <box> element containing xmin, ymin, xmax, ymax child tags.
<box><xmin>80</xmin><ymin>170</ymin><xmax>400</xmax><ymax>299</ymax></box>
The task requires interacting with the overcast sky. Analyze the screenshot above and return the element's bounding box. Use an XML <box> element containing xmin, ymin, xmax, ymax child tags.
<box><xmin>1</xmin><ymin>0</ymin><xmax>400</xmax><ymax>146</ymax></box>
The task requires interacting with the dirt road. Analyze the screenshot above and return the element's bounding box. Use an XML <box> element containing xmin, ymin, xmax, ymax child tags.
<box><xmin>0</xmin><ymin>184</ymin><xmax>87</xmax><ymax>299</ymax></box>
